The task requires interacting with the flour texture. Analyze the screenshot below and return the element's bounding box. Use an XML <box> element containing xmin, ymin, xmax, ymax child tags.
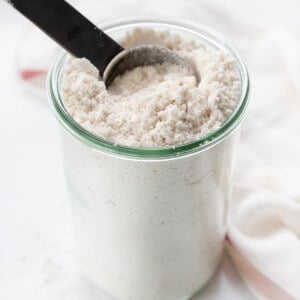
<box><xmin>62</xmin><ymin>28</ymin><xmax>240</xmax><ymax>147</ymax></box>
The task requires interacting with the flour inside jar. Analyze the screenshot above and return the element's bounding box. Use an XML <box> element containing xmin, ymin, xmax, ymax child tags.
<box><xmin>62</xmin><ymin>28</ymin><xmax>240</xmax><ymax>147</ymax></box>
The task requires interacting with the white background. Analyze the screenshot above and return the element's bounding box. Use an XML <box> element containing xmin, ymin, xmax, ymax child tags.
<box><xmin>1</xmin><ymin>0</ymin><xmax>300</xmax><ymax>299</ymax></box>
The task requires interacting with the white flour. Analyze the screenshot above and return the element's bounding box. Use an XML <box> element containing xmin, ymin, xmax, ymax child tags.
<box><xmin>57</xmin><ymin>26</ymin><xmax>243</xmax><ymax>300</ymax></box>
<box><xmin>62</xmin><ymin>28</ymin><xmax>240</xmax><ymax>147</ymax></box>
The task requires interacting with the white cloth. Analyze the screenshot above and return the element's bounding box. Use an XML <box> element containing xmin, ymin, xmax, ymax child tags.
<box><xmin>16</xmin><ymin>0</ymin><xmax>300</xmax><ymax>299</ymax></box>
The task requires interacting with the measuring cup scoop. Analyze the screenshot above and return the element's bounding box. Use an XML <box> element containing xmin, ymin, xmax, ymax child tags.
<box><xmin>6</xmin><ymin>0</ymin><xmax>196</xmax><ymax>87</ymax></box>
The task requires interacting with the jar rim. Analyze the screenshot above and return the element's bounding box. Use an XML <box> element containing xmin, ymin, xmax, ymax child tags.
<box><xmin>47</xmin><ymin>16</ymin><xmax>250</xmax><ymax>159</ymax></box>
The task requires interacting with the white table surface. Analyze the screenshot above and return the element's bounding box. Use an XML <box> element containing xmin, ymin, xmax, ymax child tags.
<box><xmin>0</xmin><ymin>2</ymin><xmax>255</xmax><ymax>299</ymax></box>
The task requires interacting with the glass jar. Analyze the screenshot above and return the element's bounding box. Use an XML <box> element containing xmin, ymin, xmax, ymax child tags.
<box><xmin>47</xmin><ymin>16</ymin><xmax>249</xmax><ymax>300</ymax></box>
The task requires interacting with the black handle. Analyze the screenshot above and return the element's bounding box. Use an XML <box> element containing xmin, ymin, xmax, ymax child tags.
<box><xmin>7</xmin><ymin>0</ymin><xmax>124</xmax><ymax>75</ymax></box>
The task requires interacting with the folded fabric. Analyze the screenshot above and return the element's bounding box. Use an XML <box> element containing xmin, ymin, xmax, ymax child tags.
<box><xmin>227</xmin><ymin>185</ymin><xmax>300</xmax><ymax>300</ymax></box>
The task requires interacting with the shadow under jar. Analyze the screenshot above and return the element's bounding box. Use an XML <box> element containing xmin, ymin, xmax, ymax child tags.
<box><xmin>47</xmin><ymin>16</ymin><xmax>250</xmax><ymax>300</ymax></box>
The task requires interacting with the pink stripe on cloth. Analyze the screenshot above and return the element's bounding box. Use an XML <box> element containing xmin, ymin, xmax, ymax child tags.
<box><xmin>20</xmin><ymin>69</ymin><xmax>47</xmax><ymax>80</ymax></box>
<box><xmin>226</xmin><ymin>236</ymin><xmax>296</xmax><ymax>300</ymax></box>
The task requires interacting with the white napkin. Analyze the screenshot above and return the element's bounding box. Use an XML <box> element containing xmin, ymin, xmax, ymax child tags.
<box><xmin>226</xmin><ymin>23</ymin><xmax>300</xmax><ymax>299</ymax></box>
<box><xmin>15</xmin><ymin>0</ymin><xmax>300</xmax><ymax>299</ymax></box>
<box><xmin>227</xmin><ymin>186</ymin><xmax>300</xmax><ymax>299</ymax></box>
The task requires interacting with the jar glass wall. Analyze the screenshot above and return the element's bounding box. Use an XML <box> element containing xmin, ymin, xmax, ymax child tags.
<box><xmin>47</xmin><ymin>17</ymin><xmax>249</xmax><ymax>300</ymax></box>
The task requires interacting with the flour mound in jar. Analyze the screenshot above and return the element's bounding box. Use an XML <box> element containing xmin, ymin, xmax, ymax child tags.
<box><xmin>62</xmin><ymin>28</ymin><xmax>240</xmax><ymax>147</ymax></box>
